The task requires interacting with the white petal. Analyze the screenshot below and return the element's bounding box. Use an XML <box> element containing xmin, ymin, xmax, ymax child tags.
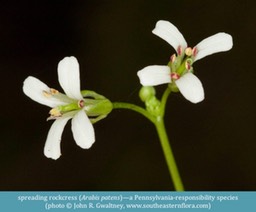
<box><xmin>58</xmin><ymin>56</ymin><xmax>83</xmax><ymax>100</ymax></box>
<box><xmin>194</xmin><ymin>33</ymin><xmax>233</xmax><ymax>61</ymax></box>
<box><xmin>44</xmin><ymin>116</ymin><xmax>71</xmax><ymax>160</ymax></box>
<box><xmin>23</xmin><ymin>76</ymin><xmax>66</xmax><ymax>108</ymax></box>
<box><xmin>152</xmin><ymin>20</ymin><xmax>187</xmax><ymax>52</ymax></box>
<box><xmin>137</xmin><ymin>65</ymin><xmax>171</xmax><ymax>86</ymax></box>
<box><xmin>175</xmin><ymin>73</ymin><xmax>204</xmax><ymax>103</ymax></box>
<box><xmin>71</xmin><ymin>110</ymin><xmax>95</xmax><ymax>149</ymax></box>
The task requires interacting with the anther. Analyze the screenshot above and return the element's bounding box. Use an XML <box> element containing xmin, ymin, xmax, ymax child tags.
<box><xmin>185</xmin><ymin>47</ymin><xmax>193</xmax><ymax>56</ymax></box>
<box><xmin>177</xmin><ymin>46</ymin><xmax>183</xmax><ymax>56</ymax></box>
<box><xmin>185</xmin><ymin>59</ymin><xmax>192</xmax><ymax>71</ymax></box>
<box><xmin>192</xmin><ymin>47</ymin><xmax>198</xmax><ymax>57</ymax></box>
<box><xmin>43</xmin><ymin>90</ymin><xmax>51</xmax><ymax>98</ymax></box>
<box><xmin>50</xmin><ymin>88</ymin><xmax>59</xmax><ymax>95</ymax></box>
<box><xmin>185</xmin><ymin>62</ymin><xmax>191</xmax><ymax>70</ymax></box>
<box><xmin>170</xmin><ymin>54</ymin><xmax>176</xmax><ymax>63</ymax></box>
<box><xmin>49</xmin><ymin>108</ymin><xmax>62</xmax><ymax>117</ymax></box>
<box><xmin>78</xmin><ymin>100</ymin><xmax>85</xmax><ymax>108</ymax></box>
<box><xmin>171</xmin><ymin>73</ymin><xmax>180</xmax><ymax>80</ymax></box>
<box><xmin>43</xmin><ymin>88</ymin><xmax>59</xmax><ymax>98</ymax></box>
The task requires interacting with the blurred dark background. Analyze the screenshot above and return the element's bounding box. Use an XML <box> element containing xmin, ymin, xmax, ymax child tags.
<box><xmin>0</xmin><ymin>0</ymin><xmax>255</xmax><ymax>191</ymax></box>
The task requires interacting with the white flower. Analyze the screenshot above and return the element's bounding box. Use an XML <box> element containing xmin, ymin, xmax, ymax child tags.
<box><xmin>23</xmin><ymin>56</ymin><xmax>95</xmax><ymax>160</ymax></box>
<box><xmin>137</xmin><ymin>20</ymin><xmax>233</xmax><ymax>103</ymax></box>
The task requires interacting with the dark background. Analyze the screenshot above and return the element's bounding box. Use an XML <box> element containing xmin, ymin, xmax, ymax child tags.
<box><xmin>0</xmin><ymin>0</ymin><xmax>255</xmax><ymax>191</ymax></box>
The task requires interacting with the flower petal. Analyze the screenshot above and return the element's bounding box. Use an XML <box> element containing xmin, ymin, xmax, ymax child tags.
<box><xmin>44</xmin><ymin>116</ymin><xmax>71</xmax><ymax>160</ymax></box>
<box><xmin>175</xmin><ymin>73</ymin><xmax>204</xmax><ymax>103</ymax></box>
<box><xmin>194</xmin><ymin>33</ymin><xmax>233</xmax><ymax>61</ymax></box>
<box><xmin>23</xmin><ymin>76</ymin><xmax>66</xmax><ymax>108</ymax></box>
<box><xmin>152</xmin><ymin>20</ymin><xmax>187</xmax><ymax>52</ymax></box>
<box><xmin>71</xmin><ymin>110</ymin><xmax>95</xmax><ymax>149</ymax></box>
<box><xmin>137</xmin><ymin>65</ymin><xmax>171</xmax><ymax>86</ymax></box>
<box><xmin>58</xmin><ymin>56</ymin><xmax>83</xmax><ymax>100</ymax></box>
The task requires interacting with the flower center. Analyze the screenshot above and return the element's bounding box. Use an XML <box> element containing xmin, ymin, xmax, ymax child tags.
<box><xmin>168</xmin><ymin>46</ymin><xmax>197</xmax><ymax>79</ymax></box>
<box><xmin>47</xmin><ymin>99</ymin><xmax>85</xmax><ymax>120</ymax></box>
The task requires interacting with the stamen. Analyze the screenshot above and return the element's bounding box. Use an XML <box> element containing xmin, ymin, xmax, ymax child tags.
<box><xmin>78</xmin><ymin>100</ymin><xmax>85</xmax><ymax>108</ymax></box>
<box><xmin>170</xmin><ymin>54</ymin><xmax>176</xmax><ymax>63</ymax></box>
<box><xmin>50</xmin><ymin>88</ymin><xmax>59</xmax><ymax>95</ymax></box>
<box><xmin>192</xmin><ymin>47</ymin><xmax>198</xmax><ymax>57</ymax></box>
<box><xmin>185</xmin><ymin>63</ymin><xmax>191</xmax><ymax>70</ymax></box>
<box><xmin>177</xmin><ymin>46</ymin><xmax>183</xmax><ymax>56</ymax></box>
<box><xmin>43</xmin><ymin>88</ymin><xmax>59</xmax><ymax>98</ymax></box>
<box><xmin>185</xmin><ymin>47</ymin><xmax>193</xmax><ymax>56</ymax></box>
<box><xmin>171</xmin><ymin>73</ymin><xmax>180</xmax><ymax>80</ymax></box>
<box><xmin>43</xmin><ymin>90</ymin><xmax>51</xmax><ymax>98</ymax></box>
<box><xmin>185</xmin><ymin>59</ymin><xmax>192</xmax><ymax>71</ymax></box>
<box><xmin>49</xmin><ymin>108</ymin><xmax>62</xmax><ymax>117</ymax></box>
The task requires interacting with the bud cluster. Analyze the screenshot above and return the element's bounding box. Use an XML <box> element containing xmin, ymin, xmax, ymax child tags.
<box><xmin>139</xmin><ymin>86</ymin><xmax>161</xmax><ymax>117</ymax></box>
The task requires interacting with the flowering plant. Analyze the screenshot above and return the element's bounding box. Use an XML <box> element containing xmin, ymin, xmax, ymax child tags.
<box><xmin>23</xmin><ymin>20</ymin><xmax>233</xmax><ymax>191</ymax></box>
<box><xmin>23</xmin><ymin>57</ymin><xmax>112</xmax><ymax>160</ymax></box>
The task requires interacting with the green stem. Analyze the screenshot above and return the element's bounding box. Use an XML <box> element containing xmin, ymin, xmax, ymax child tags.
<box><xmin>112</xmin><ymin>88</ymin><xmax>184</xmax><ymax>191</ymax></box>
<box><xmin>155</xmin><ymin>116</ymin><xmax>184</xmax><ymax>191</ymax></box>
<box><xmin>113</xmin><ymin>102</ymin><xmax>155</xmax><ymax>123</ymax></box>
<box><xmin>158</xmin><ymin>87</ymin><xmax>184</xmax><ymax>191</ymax></box>
<box><xmin>160</xmin><ymin>86</ymin><xmax>172</xmax><ymax>116</ymax></box>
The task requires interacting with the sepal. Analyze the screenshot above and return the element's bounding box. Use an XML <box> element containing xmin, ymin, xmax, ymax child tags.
<box><xmin>81</xmin><ymin>90</ymin><xmax>113</xmax><ymax>121</ymax></box>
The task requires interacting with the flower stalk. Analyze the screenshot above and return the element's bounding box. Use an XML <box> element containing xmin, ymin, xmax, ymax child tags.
<box><xmin>113</xmin><ymin>102</ymin><xmax>155</xmax><ymax>123</ymax></box>
<box><xmin>155</xmin><ymin>116</ymin><xmax>184</xmax><ymax>191</ymax></box>
<box><xmin>113</xmin><ymin>86</ymin><xmax>184</xmax><ymax>191</ymax></box>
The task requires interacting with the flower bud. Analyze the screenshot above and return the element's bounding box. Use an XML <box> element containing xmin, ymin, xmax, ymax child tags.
<box><xmin>139</xmin><ymin>86</ymin><xmax>156</xmax><ymax>102</ymax></box>
<box><xmin>145</xmin><ymin>96</ymin><xmax>161</xmax><ymax>116</ymax></box>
